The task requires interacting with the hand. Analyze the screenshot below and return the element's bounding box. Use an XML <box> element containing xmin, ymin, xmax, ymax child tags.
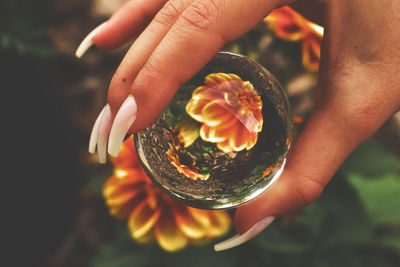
<box><xmin>76</xmin><ymin>0</ymin><xmax>400</xmax><ymax>250</ymax></box>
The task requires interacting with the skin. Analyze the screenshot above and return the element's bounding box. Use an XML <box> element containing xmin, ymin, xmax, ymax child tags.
<box><xmin>91</xmin><ymin>0</ymin><xmax>400</xmax><ymax>235</ymax></box>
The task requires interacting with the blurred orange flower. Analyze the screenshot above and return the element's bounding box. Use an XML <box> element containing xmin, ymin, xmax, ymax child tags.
<box><xmin>264</xmin><ymin>6</ymin><xmax>324</xmax><ymax>72</ymax></box>
<box><xmin>186</xmin><ymin>73</ymin><xmax>263</xmax><ymax>153</ymax></box>
<box><xmin>104</xmin><ymin>136</ymin><xmax>231</xmax><ymax>252</ymax></box>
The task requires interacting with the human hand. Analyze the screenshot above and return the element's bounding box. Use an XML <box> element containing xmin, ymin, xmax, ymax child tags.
<box><xmin>76</xmin><ymin>0</ymin><xmax>400</xmax><ymax>251</ymax></box>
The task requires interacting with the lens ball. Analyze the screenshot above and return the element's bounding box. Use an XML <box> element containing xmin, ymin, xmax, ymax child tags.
<box><xmin>135</xmin><ymin>52</ymin><xmax>293</xmax><ymax>209</ymax></box>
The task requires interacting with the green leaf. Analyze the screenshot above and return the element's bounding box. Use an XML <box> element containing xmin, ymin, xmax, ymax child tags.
<box><xmin>317</xmin><ymin>175</ymin><xmax>374</xmax><ymax>247</ymax></box>
<box><xmin>341</xmin><ymin>140</ymin><xmax>400</xmax><ymax>178</ymax></box>
<box><xmin>349</xmin><ymin>173</ymin><xmax>400</xmax><ymax>225</ymax></box>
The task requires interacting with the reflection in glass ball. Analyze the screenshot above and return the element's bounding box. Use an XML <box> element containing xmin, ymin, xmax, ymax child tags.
<box><xmin>135</xmin><ymin>52</ymin><xmax>293</xmax><ymax>210</ymax></box>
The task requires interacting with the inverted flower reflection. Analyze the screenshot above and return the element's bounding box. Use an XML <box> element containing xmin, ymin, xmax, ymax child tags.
<box><xmin>186</xmin><ymin>73</ymin><xmax>263</xmax><ymax>153</ymax></box>
<box><xmin>104</xmin><ymin>136</ymin><xmax>231</xmax><ymax>251</ymax></box>
<box><xmin>264</xmin><ymin>6</ymin><xmax>324</xmax><ymax>72</ymax></box>
<box><xmin>166</xmin><ymin>145</ymin><xmax>210</xmax><ymax>181</ymax></box>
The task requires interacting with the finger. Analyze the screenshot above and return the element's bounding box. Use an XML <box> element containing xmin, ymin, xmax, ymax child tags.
<box><xmin>76</xmin><ymin>0</ymin><xmax>168</xmax><ymax>58</ymax></box>
<box><xmin>289</xmin><ymin>0</ymin><xmax>326</xmax><ymax>26</ymax></box>
<box><xmin>106</xmin><ymin>0</ymin><xmax>191</xmax><ymax>121</ymax></box>
<box><xmin>93</xmin><ymin>0</ymin><xmax>168</xmax><ymax>50</ymax></box>
<box><xmin>122</xmin><ymin>0</ymin><xmax>285</xmax><ymax>133</ymax></box>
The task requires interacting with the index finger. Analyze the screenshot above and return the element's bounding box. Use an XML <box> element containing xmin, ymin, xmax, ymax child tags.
<box><xmin>126</xmin><ymin>0</ymin><xmax>282</xmax><ymax>132</ymax></box>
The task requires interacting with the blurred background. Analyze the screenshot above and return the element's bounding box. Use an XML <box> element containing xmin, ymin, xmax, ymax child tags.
<box><xmin>2</xmin><ymin>0</ymin><xmax>399</xmax><ymax>266</ymax></box>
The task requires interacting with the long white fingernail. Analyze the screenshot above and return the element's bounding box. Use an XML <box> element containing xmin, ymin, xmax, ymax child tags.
<box><xmin>108</xmin><ymin>95</ymin><xmax>137</xmax><ymax>157</ymax></box>
<box><xmin>75</xmin><ymin>22</ymin><xmax>106</xmax><ymax>58</ymax></box>
<box><xmin>214</xmin><ymin>216</ymin><xmax>275</xmax><ymax>252</ymax></box>
<box><xmin>88</xmin><ymin>105</ymin><xmax>108</xmax><ymax>154</ymax></box>
<box><xmin>97</xmin><ymin>104</ymin><xmax>112</xmax><ymax>164</ymax></box>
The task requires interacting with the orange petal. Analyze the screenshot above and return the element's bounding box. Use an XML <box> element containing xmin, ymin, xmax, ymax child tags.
<box><xmin>107</xmin><ymin>190</ymin><xmax>147</xmax><ymax>219</ymax></box>
<box><xmin>128</xmin><ymin>201</ymin><xmax>161</xmax><ymax>239</ymax></box>
<box><xmin>155</xmin><ymin>211</ymin><xmax>188</xmax><ymax>252</ymax></box>
<box><xmin>187</xmin><ymin>207</ymin><xmax>212</xmax><ymax>227</ymax></box>
<box><xmin>135</xmin><ymin>229</ymin><xmax>155</xmax><ymax>244</ymax></box>
<box><xmin>174</xmin><ymin>206</ymin><xmax>208</xmax><ymax>239</ymax></box>
<box><xmin>265</xmin><ymin>6</ymin><xmax>309</xmax><ymax>41</ymax></box>
<box><xmin>207</xmin><ymin>118</ymin><xmax>238</xmax><ymax>143</ymax></box>
<box><xmin>186</xmin><ymin>96</ymin><xmax>210</xmax><ymax>122</ymax></box>
<box><xmin>199</xmin><ymin>125</ymin><xmax>226</xmax><ymax>143</ymax></box>
<box><xmin>200</xmin><ymin>101</ymin><xmax>233</xmax><ymax>127</ymax></box>
<box><xmin>204</xmin><ymin>73</ymin><xmax>241</xmax><ymax>85</ymax></box>
<box><xmin>302</xmin><ymin>34</ymin><xmax>322</xmax><ymax>72</ymax></box>
<box><xmin>110</xmin><ymin>135</ymin><xmax>140</xmax><ymax>169</ymax></box>
<box><xmin>206</xmin><ymin>210</ymin><xmax>231</xmax><ymax>238</ymax></box>
<box><xmin>103</xmin><ymin>172</ymin><xmax>145</xmax><ymax>197</ymax></box>
<box><xmin>227</xmin><ymin>123</ymin><xmax>249</xmax><ymax>152</ymax></box>
<box><xmin>245</xmin><ymin>131</ymin><xmax>259</xmax><ymax>150</ymax></box>
<box><xmin>216</xmin><ymin>139</ymin><xmax>233</xmax><ymax>153</ymax></box>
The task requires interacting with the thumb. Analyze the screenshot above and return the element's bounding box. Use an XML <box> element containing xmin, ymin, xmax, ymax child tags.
<box><xmin>214</xmin><ymin>105</ymin><xmax>359</xmax><ymax>251</ymax></box>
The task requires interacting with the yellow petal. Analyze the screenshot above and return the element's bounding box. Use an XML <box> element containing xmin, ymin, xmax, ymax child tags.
<box><xmin>199</xmin><ymin>125</ymin><xmax>226</xmax><ymax>143</ymax></box>
<box><xmin>205</xmin><ymin>73</ymin><xmax>241</xmax><ymax>85</ymax></box>
<box><xmin>106</xmin><ymin>188</ymin><xmax>147</xmax><ymax>219</ymax></box>
<box><xmin>216</xmin><ymin>139</ymin><xmax>233</xmax><ymax>153</ymax></box>
<box><xmin>227</xmin><ymin>123</ymin><xmax>249</xmax><ymax>152</ymax></box>
<box><xmin>155</xmin><ymin>211</ymin><xmax>188</xmax><ymax>252</ymax></box>
<box><xmin>128</xmin><ymin>201</ymin><xmax>161</xmax><ymax>239</ymax></box>
<box><xmin>186</xmin><ymin>97</ymin><xmax>210</xmax><ymax>122</ymax></box>
<box><xmin>201</xmin><ymin>101</ymin><xmax>233</xmax><ymax>127</ymax></box>
<box><xmin>175</xmin><ymin>207</ymin><xmax>208</xmax><ymax>239</ymax></box>
<box><xmin>206</xmin><ymin>210</ymin><xmax>232</xmax><ymax>238</ymax></box>
<box><xmin>135</xmin><ymin>229</ymin><xmax>155</xmax><ymax>244</ymax></box>
<box><xmin>245</xmin><ymin>131</ymin><xmax>259</xmax><ymax>150</ymax></box>
<box><xmin>187</xmin><ymin>207</ymin><xmax>211</xmax><ymax>228</ymax></box>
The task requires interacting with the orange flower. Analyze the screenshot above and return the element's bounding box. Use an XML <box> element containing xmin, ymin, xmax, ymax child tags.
<box><xmin>104</xmin><ymin>136</ymin><xmax>231</xmax><ymax>252</ymax></box>
<box><xmin>264</xmin><ymin>6</ymin><xmax>324</xmax><ymax>72</ymax></box>
<box><xmin>186</xmin><ymin>73</ymin><xmax>263</xmax><ymax>153</ymax></box>
<box><xmin>166</xmin><ymin>145</ymin><xmax>210</xmax><ymax>181</ymax></box>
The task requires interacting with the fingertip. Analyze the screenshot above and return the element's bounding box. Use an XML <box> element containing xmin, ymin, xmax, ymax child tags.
<box><xmin>92</xmin><ymin>20</ymin><xmax>136</xmax><ymax>51</ymax></box>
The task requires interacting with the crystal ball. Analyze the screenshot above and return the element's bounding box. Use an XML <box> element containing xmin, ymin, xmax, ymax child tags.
<box><xmin>135</xmin><ymin>52</ymin><xmax>293</xmax><ymax>210</ymax></box>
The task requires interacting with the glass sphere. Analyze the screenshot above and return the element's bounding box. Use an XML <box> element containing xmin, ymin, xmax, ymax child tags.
<box><xmin>135</xmin><ymin>52</ymin><xmax>293</xmax><ymax>210</ymax></box>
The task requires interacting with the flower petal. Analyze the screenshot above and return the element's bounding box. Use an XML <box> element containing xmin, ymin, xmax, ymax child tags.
<box><xmin>135</xmin><ymin>229</ymin><xmax>155</xmax><ymax>244</ymax></box>
<box><xmin>216</xmin><ymin>139</ymin><xmax>233</xmax><ymax>153</ymax></box>
<box><xmin>201</xmin><ymin>101</ymin><xmax>234</xmax><ymax>127</ymax></box>
<box><xmin>302</xmin><ymin>34</ymin><xmax>322</xmax><ymax>72</ymax></box>
<box><xmin>155</xmin><ymin>211</ymin><xmax>188</xmax><ymax>252</ymax></box>
<box><xmin>206</xmin><ymin>210</ymin><xmax>231</xmax><ymax>238</ymax></box>
<box><xmin>128</xmin><ymin>201</ymin><xmax>161</xmax><ymax>239</ymax></box>
<box><xmin>110</xmin><ymin>136</ymin><xmax>140</xmax><ymax>169</ymax></box>
<box><xmin>174</xmin><ymin>206</ymin><xmax>208</xmax><ymax>239</ymax></box>
<box><xmin>199</xmin><ymin>125</ymin><xmax>226</xmax><ymax>143</ymax></box>
<box><xmin>227</xmin><ymin>123</ymin><xmax>249</xmax><ymax>152</ymax></box>
<box><xmin>186</xmin><ymin>96</ymin><xmax>210</xmax><ymax>122</ymax></box>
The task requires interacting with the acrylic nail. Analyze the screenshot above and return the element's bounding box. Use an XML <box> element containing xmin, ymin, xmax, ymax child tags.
<box><xmin>75</xmin><ymin>22</ymin><xmax>106</xmax><ymax>58</ymax></box>
<box><xmin>97</xmin><ymin>104</ymin><xmax>112</xmax><ymax>164</ymax></box>
<box><xmin>88</xmin><ymin>105</ymin><xmax>108</xmax><ymax>154</ymax></box>
<box><xmin>107</xmin><ymin>95</ymin><xmax>137</xmax><ymax>157</ymax></box>
<box><xmin>214</xmin><ymin>216</ymin><xmax>275</xmax><ymax>252</ymax></box>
